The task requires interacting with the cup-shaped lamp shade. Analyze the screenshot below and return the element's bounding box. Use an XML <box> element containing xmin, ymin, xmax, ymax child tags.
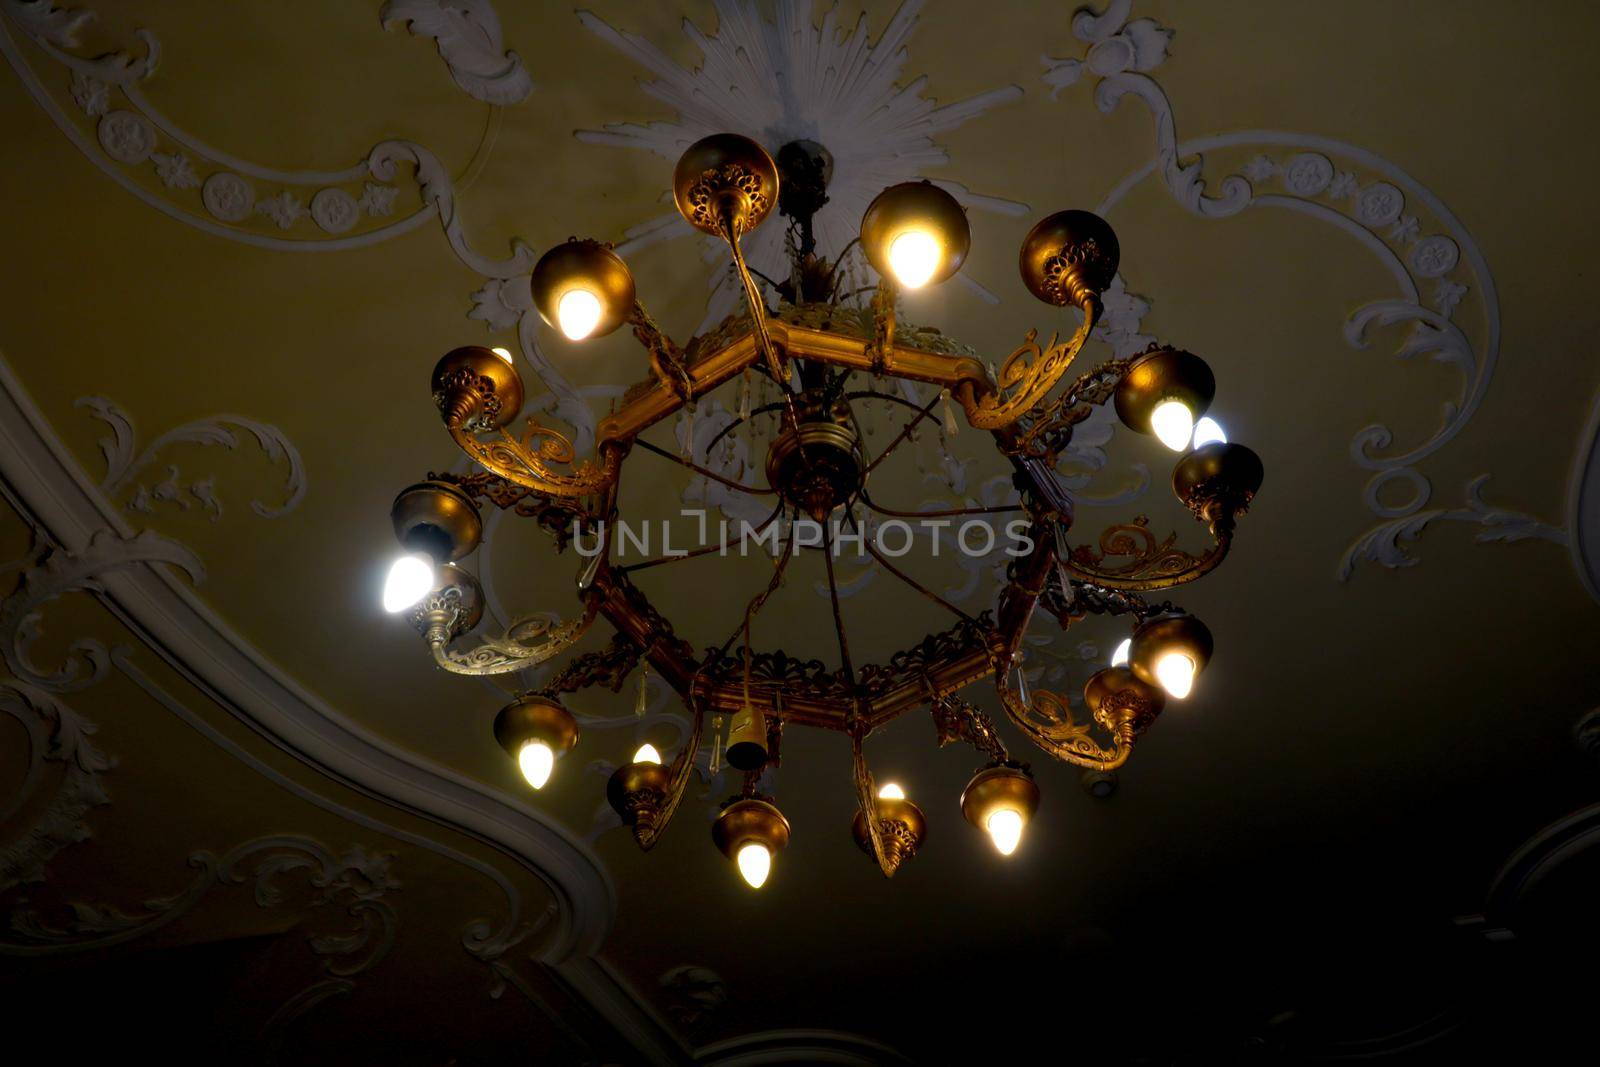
<box><xmin>1113</xmin><ymin>346</ymin><xmax>1216</xmax><ymax>451</ymax></box>
<box><xmin>960</xmin><ymin>765</ymin><xmax>1040</xmax><ymax>857</ymax></box>
<box><xmin>1129</xmin><ymin>614</ymin><xmax>1214</xmax><ymax>700</ymax></box>
<box><xmin>390</xmin><ymin>480</ymin><xmax>482</xmax><ymax>563</ymax></box>
<box><xmin>711</xmin><ymin>798</ymin><xmax>791</xmax><ymax>889</ymax></box>
<box><xmin>493</xmin><ymin>695</ymin><xmax>579</xmax><ymax>790</ymax></box>
<box><xmin>1018</xmin><ymin>209</ymin><xmax>1120</xmax><ymax>307</ymax></box>
<box><xmin>531</xmin><ymin>240</ymin><xmax>635</xmax><ymax>342</ymax></box>
<box><xmin>860</xmin><ymin>181</ymin><xmax>971</xmax><ymax>289</ymax></box>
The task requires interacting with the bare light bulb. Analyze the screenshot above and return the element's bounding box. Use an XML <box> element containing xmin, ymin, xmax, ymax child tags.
<box><xmin>490</xmin><ymin>346</ymin><xmax>514</xmax><ymax>364</ymax></box>
<box><xmin>1150</xmin><ymin>399</ymin><xmax>1195</xmax><ymax>452</ymax></box>
<box><xmin>1154</xmin><ymin>651</ymin><xmax>1197</xmax><ymax>699</ymax></box>
<box><xmin>877</xmin><ymin>782</ymin><xmax>906</xmax><ymax>801</ymax></box>
<box><xmin>887</xmin><ymin>229</ymin><xmax>940</xmax><ymax>289</ymax></box>
<box><xmin>1111</xmin><ymin>637</ymin><xmax>1132</xmax><ymax>667</ymax></box>
<box><xmin>517</xmin><ymin>740</ymin><xmax>555</xmax><ymax>789</ymax></box>
<box><xmin>632</xmin><ymin>743</ymin><xmax>662</xmax><ymax>765</ymax></box>
<box><xmin>382</xmin><ymin>553</ymin><xmax>434</xmax><ymax>613</ymax></box>
<box><xmin>736</xmin><ymin>842</ymin><xmax>771</xmax><ymax>888</ymax></box>
<box><xmin>556</xmin><ymin>288</ymin><xmax>603</xmax><ymax>341</ymax></box>
<box><xmin>1192</xmin><ymin>416</ymin><xmax>1227</xmax><ymax>448</ymax></box>
<box><xmin>985</xmin><ymin>807</ymin><xmax>1024</xmax><ymax>856</ymax></box>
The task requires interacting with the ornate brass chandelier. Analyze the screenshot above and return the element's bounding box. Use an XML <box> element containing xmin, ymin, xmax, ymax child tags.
<box><xmin>382</xmin><ymin>134</ymin><xmax>1263</xmax><ymax>888</ymax></box>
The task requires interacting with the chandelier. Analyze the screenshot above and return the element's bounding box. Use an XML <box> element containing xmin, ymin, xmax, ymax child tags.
<box><xmin>381</xmin><ymin>134</ymin><xmax>1263</xmax><ymax>888</ymax></box>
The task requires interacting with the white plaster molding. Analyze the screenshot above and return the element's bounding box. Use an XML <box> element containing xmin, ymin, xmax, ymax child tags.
<box><xmin>2</xmin><ymin>832</ymin><xmax>401</xmax><ymax>1038</ymax></box>
<box><xmin>0</xmin><ymin>679</ymin><xmax>112</xmax><ymax>891</ymax></box>
<box><xmin>1566</xmin><ymin>389</ymin><xmax>1600</xmax><ymax>602</ymax></box>
<box><xmin>76</xmin><ymin>395</ymin><xmax>307</xmax><ymax>521</ymax></box>
<box><xmin>380</xmin><ymin>0</ymin><xmax>532</xmax><ymax>105</ymax></box>
<box><xmin>0</xmin><ymin>354</ymin><xmax>617</xmax><ymax>965</ymax></box>
<box><xmin>579</xmin><ymin>0</ymin><xmax>1027</xmax><ymax>328</ymax></box>
<box><xmin>1045</xmin><ymin>4</ymin><xmax>1579</xmax><ymax>587</ymax></box>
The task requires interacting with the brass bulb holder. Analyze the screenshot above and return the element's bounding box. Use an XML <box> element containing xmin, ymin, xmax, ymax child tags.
<box><xmin>859</xmin><ymin>180</ymin><xmax>971</xmax><ymax>287</ymax></box>
<box><xmin>606</xmin><ymin>759</ymin><xmax>672</xmax><ymax>828</ymax></box>
<box><xmin>493</xmin><ymin>694</ymin><xmax>580</xmax><ymax>762</ymax></box>
<box><xmin>431</xmin><ymin>345</ymin><xmax>526</xmax><ymax>432</ymax></box>
<box><xmin>959</xmin><ymin>763</ymin><xmax>1040</xmax><ymax>834</ymax></box>
<box><xmin>1129</xmin><ymin>613</ymin><xmax>1214</xmax><ymax>690</ymax></box>
<box><xmin>391</xmin><ymin>480</ymin><xmax>483</xmax><ymax>562</ymax></box>
<box><xmin>1019</xmin><ymin>209</ymin><xmax>1120</xmax><ymax>308</ymax></box>
<box><xmin>1172</xmin><ymin>442</ymin><xmax>1265</xmax><ymax>526</ymax></box>
<box><xmin>406</xmin><ymin>562</ymin><xmax>484</xmax><ymax>641</ymax></box>
<box><xmin>1083</xmin><ymin>666</ymin><xmax>1166</xmax><ymax>745</ymax></box>
<box><xmin>711</xmin><ymin>797</ymin><xmax>791</xmax><ymax>862</ymax></box>
<box><xmin>530</xmin><ymin>239</ymin><xmax>635</xmax><ymax>341</ymax></box>
<box><xmin>850</xmin><ymin>795</ymin><xmax>928</xmax><ymax>869</ymax></box>
<box><xmin>1112</xmin><ymin>346</ymin><xmax>1216</xmax><ymax>437</ymax></box>
<box><xmin>673</xmin><ymin>133</ymin><xmax>778</xmax><ymax>237</ymax></box>
<box><xmin>725</xmin><ymin>702</ymin><xmax>771</xmax><ymax>772</ymax></box>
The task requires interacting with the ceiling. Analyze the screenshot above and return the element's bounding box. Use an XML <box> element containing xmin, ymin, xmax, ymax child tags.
<box><xmin>3</xmin><ymin>0</ymin><xmax>1599</xmax><ymax>1062</ymax></box>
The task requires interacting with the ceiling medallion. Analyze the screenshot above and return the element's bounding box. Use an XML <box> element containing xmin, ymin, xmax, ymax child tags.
<box><xmin>381</xmin><ymin>134</ymin><xmax>1263</xmax><ymax>888</ymax></box>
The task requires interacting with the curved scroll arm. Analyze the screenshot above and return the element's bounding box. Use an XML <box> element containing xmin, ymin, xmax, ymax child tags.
<box><xmin>964</xmin><ymin>296</ymin><xmax>1101</xmax><ymax>430</ymax></box>
<box><xmin>448</xmin><ymin>417</ymin><xmax>621</xmax><ymax>499</ymax></box>
<box><xmin>633</xmin><ymin>696</ymin><xmax>705</xmax><ymax>852</ymax></box>
<box><xmin>850</xmin><ymin>730</ymin><xmax>905</xmax><ymax>878</ymax></box>
<box><xmin>1061</xmin><ymin>516</ymin><xmax>1233</xmax><ymax>592</ymax></box>
<box><xmin>995</xmin><ymin>672</ymin><xmax>1132</xmax><ymax>772</ymax></box>
<box><xmin>430</xmin><ymin>604</ymin><xmax>598</xmax><ymax>677</ymax></box>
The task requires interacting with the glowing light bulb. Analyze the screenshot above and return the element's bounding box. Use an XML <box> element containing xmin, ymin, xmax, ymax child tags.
<box><xmin>877</xmin><ymin>782</ymin><xmax>906</xmax><ymax>801</ymax></box>
<box><xmin>1154</xmin><ymin>651</ymin><xmax>1197</xmax><ymax>699</ymax></box>
<box><xmin>632</xmin><ymin>743</ymin><xmax>662</xmax><ymax>765</ymax></box>
<box><xmin>490</xmin><ymin>346</ymin><xmax>514</xmax><ymax>364</ymax></box>
<box><xmin>887</xmin><ymin>229</ymin><xmax>940</xmax><ymax>289</ymax></box>
<box><xmin>1150</xmin><ymin>399</ymin><xmax>1195</xmax><ymax>452</ymax></box>
<box><xmin>736</xmin><ymin>842</ymin><xmax>771</xmax><ymax>888</ymax></box>
<box><xmin>556</xmin><ymin>288</ymin><xmax>603</xmax><ymax>341</ymax></box>
<box><xmin>517</xmin><ymin>740</ymin><xmax>555</xmax><ymax>789</ymax></box>
<box><xmin>1111</xmin><ymin>637</ymin><xmax>1132</xmax><ymax>667</ymax></box>
<box><xmin>985</xmin><ymin>808</ymin><xmax>1024</xmax><ymax>856</ymax></box>
<box><xmin>382</xmin><ymin>553</ymin><xmax>434</xmax><ymax>613</ymax></box>
<box><xmin>1192</xmin><ymin>416</ymin><xmax>1226</xmax><ymax>448</ymax></box>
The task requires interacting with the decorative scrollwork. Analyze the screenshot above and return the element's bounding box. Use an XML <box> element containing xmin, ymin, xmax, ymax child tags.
<box><xmin>682</xmin><ymin>163</ymin><xmax>770</xmax><ymax>235</ymax></box>
<box><xmin>966</xmin><ymin>299</ymin><xmax>1101</xmax><ymax>430</ymax></box>
<box><xmin>930</xmin><ymin>695</ymin><xmax>1009</xmax><ymax>764</ymax></box>
<box><xmin>995</xmin><ymin>675</ymin><xmax>1129</xmax><ymax>771</ymax></box>
<box><xmin>1003</xmin><ymin>355</ymin><xmax>1137</xmax><ymax>462</ymax></box>
<box><xmin>434</xmin><ymin>607</ymin><xmax>597</xmax><ymax>677</ymax></box>
<box><xmin>1063</xmin><ymin>515</ymin><xmax>1231</xmax><ymax>591</ymax></box>
<box><xmin>536</xmin><ymin>631</ymin><xmax>640</xmax><ymax>697</ymax></box>
<box><xmin>449</xmin><ymin>416</ymin><xmax>621</xmax><ymax>499</ymax></box>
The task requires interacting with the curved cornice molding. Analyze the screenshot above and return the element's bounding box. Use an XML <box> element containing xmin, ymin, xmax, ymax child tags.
<box><xmin>0</xmin><ymin>353</ymin><xmax>615</xmax><ymax>964</ymax></box>
<box><xmin>1566</xmin><ymin>389</ymin><xmax>1600</xmax><ymax>603</ymax></box>
<box><xmin>695</xmin><ymin>1029</ymin><xmax>910</xmax><ymax>1066</ymax></box>
<box><xmin>1481</xmin><ymin>801</ymin><xmax>1600</xmax><ymax>935</ymax></box>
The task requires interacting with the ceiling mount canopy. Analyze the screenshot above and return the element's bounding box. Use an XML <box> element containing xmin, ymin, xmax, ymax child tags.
<box><xmin>381</xmin><ymin>131</ymin><xmax>1264</xmax><ymax>889</ymax></box>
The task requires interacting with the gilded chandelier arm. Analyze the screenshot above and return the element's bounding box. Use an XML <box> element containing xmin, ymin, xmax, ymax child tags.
<box><xmin>446</xmin><ymin>420</ymin><xmax>622</xmax><ymax>500</ymax></box>
<box><xmin>994</xmin><ymin>674</ymin><xmax>1133</xmax><ymax>772</ymax></box>
<box><xmin>632</xmin><ymin>690</ymin><xmax>706</xmax><ymax>852</ymax></box>
<box><xmin>851</xmin><ymin>730</ymin><xmax>907</xmax><ymax>878</ymax></box>
<box><xmin>431</xmin><ymin>605</ymin><xmax>598</xmax><ymax>676</ymax></box>
<box><xmin>1060</xmin><ymin>516</ymin><xmax>1233</xmax><ymax>592</ymax></box>
<box><xmin>963</xmin><ymin>295</ymin><xmax>1102</xmax><ymax>430</ymax></box>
